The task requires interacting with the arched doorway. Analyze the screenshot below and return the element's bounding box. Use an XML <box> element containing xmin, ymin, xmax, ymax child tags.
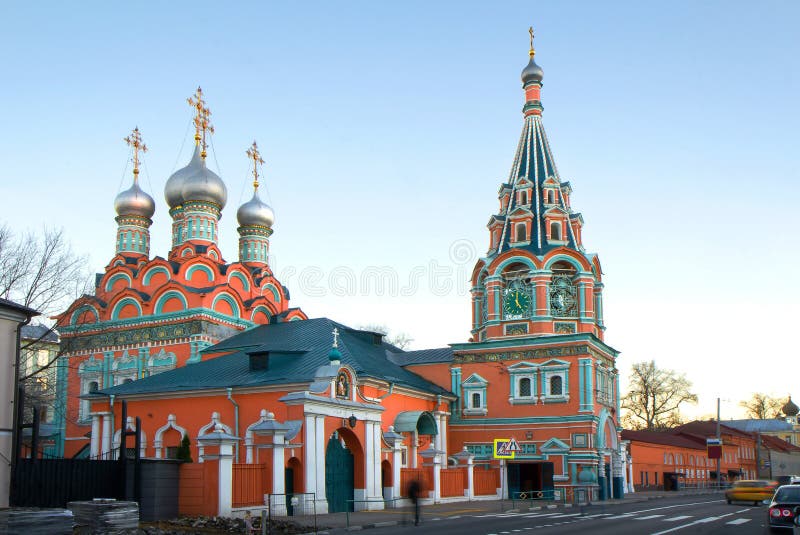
<box><xmin>325</xmin><ymin>431</ymin><xmax>355</xmax><ymax>512</ymax></box>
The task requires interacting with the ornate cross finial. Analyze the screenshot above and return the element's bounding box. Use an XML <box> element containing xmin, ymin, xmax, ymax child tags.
<box><xmin>529</xmin><ymin>26</ymin><xmax>535</xmax><ymax>58</ymax></box>
<box><xmin>332</xmin><ymin>327</ymin><xmax>340</xmax><ymax>348</ymax></box>
<box><xmin>246</xmin><ymin>140</ymin><xmax>265</xmax><ymax>191</ymax></box>
<box><xmin>187</xmin><ymin>86</ymin><xmax>214</xmax><ymax>159</ymax></box>
<box><xmin>123</xmin><ymin>126</ymin><xmax>147</xmax><ymax>179</ymax></box>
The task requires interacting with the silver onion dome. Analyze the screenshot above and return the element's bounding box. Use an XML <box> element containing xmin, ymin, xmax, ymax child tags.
<box><xmin>180</xmin><ymin>151</ymin><xmax>227</xmax><ymax>208</ymax></box>
<box><xmin>237</xmin><ymin>190</ymin><xmax>274</xmax><ymax>228</ymax></box>
<box><xmin>521</xmin><ymin>56</ymin><xmax>544</xmax><ymax>85</ymax></box>
<box><xmin>114</xmin><ymin>181</ymin><xmax>156</xmax><ymax>218</ymax></box>
<box><xmin>164</xmin><ymin>145</ymin><xmax>202</xmax><ymax>209</ymax></box>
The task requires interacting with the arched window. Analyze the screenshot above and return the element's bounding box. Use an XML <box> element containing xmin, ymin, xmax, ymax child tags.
<box><xmin>88</xmin><ymin>381</ymin><xmax>99</xmax><ymax>393</ymax></box>
<box><xmin>471</xmin><ymin>392</ymin><xmax>481</xmax><ymax>409</ymax></box>
<box><xmin>516</xmin><ymin>224</ymin><xmax>526</xmax><ymax>242</ymax></box>
<box><xmin>518</xmin><ymin>377</ymin><xmax>531</xmax><ymax>397</ymax></box>
<box><xmin>520</xmin><ymin>191</ymin><xmax>528</xmax><ymax>205</ymax></box>
<box><xmin>547</xmin><ymin>190</ymin><xmax>555</xmax><ymax>204</ymax></box>
<box><xmin>551</xmin><ymin>222</ymin><xmax>562</xmax><ymax>241</ymax></box>
<box><xmin>550</xmin><ymin>375</ymin><xmax>563</xmax><ymax>396</ymax></box>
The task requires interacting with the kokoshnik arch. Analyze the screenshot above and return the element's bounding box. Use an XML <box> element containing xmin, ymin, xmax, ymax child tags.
<box><xmin>60</xmin><ymin>29</ymin><xmax>625</xmax><ymax>513</ymax></box>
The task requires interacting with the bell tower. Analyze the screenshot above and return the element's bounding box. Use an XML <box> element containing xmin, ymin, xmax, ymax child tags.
<box><xmin>470</xmin><ymin>28</ymin><xmax>604</xmax><ymax>342</ymax></box>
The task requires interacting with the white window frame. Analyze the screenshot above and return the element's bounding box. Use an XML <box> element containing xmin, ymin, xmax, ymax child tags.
<box><xmin>540</xmin><ymin>360</ymin><xmax>570</xmax><ymax>403</ymax></box>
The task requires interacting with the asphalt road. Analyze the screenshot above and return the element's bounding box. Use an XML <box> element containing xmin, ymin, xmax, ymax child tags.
<box><xmin>361</xmin><ymin>496</ymin><xmax>776</xmax><ymax>535</ymax></box>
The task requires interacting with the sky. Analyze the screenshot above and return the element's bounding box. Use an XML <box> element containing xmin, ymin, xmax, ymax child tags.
<box><xmin>2</xmin><ymin>1</ymin><xmax>798</xmax><ymax>421</ymax></box>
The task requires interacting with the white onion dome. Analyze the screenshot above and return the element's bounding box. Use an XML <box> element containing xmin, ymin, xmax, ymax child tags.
<box><xmin>521</xmin><ymin>56</ymin><xmax>544</xmax><ymax>85</ymax></box>
<box><xmin>164</xmin><ymin>145</ymin><xmax>202</xmax><ymax>209</ymax></box>
<box><xmin>237</xmin><ymin>190</ymin><xmax>274</xmax><ymax>228</ymax></box>
<box><xmin>114</xmin><ymin>181</ymin><xmax>155</xmax><ymax>219</ymax></box>
<box><xmin>180</xmin><ymin>150</ymin><xmax>228</xmax><ymax>208</ymax></box>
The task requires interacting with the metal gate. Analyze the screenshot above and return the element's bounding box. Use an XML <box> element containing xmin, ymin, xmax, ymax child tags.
<box><xmin>325</xmin><ymin>433</ymin><xmax>354</xmax><ymax>512</ymax></box>
<box><xmin>10</xmin><ymin>399</ymin><xmax>142</xmax><ymax>508</ymax></box>
<box><xmin>11</xmin><ymin>458</ymin><xmax>125</xmax><ymax>507</ymax></box>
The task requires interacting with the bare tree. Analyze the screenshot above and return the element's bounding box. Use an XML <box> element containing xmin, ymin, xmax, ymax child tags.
<box><xmin>1</xmin><ymin>224</ymin><xmax>91</xmax><ymax>431</ymax></box>
<box><xmin>0</xmin><ymin>224</ymin><xmax>92</xmax><ymax>317</ymax></box>
<box><xmin>621</xmin><ymin>360</ymin><xmax>698</xmax><ymax>430</ymax></box>
<box><xmin>740</xmin><ymin>393</ymin><xmax>783</xmax><ymax>419</ymax></box>
<box><xmin>358</xmin><ymin>323</ymin><xmax>414</xmax><ymax>350</ymax></box>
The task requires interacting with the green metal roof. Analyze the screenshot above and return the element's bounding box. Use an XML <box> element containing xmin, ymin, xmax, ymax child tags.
<box><xmin>393</xmin><ymin>410</ymin><xmax>438</xmax><ymax>435</ymax></box>
<box><xmin>101</xmin><ymin>317</ymin><xmax>452</xmax><ymax>398</ymax></box>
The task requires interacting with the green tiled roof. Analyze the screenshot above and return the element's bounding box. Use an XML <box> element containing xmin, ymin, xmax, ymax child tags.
<box><xmin>100</xmin><ymin>317</ymin><xmax>452</xmax><ymax>397</ymax></box>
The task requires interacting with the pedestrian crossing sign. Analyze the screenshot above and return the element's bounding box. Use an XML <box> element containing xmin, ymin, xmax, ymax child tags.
<box><xmin>493</xmin><ymin>437</ymin><xmax>521</xmax><ymax>459</ymax></box>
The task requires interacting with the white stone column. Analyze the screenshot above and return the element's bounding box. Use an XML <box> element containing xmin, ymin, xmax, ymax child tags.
<box><xmin>392</xmin><ymin>444</ymin><xmax>402</xmax><ymax>501</ymax></box>
<box><xmin>101</xmin><ymin>412</ymin><xmax>112</xmax><ymax>458</ymax></box>
<box><xmin>467</xmin><ymin>457</ymin><xmax>475</xmax><ymax>499</ymax></box>
<box><xmin>218</xmin><ymin>441</ymin><xmax>235</xmax><ymax>516</ymax></box>
<box><xmin>411</xmin><ymin>430</ymin><xmax>418</xmax><ymax>468</ymax></box>
<box><xmin>273</xmin><ymin>433</ymin><xmax>286</xmax><ymax>494</ymax></box>
<box><xmin>196</xmin><ymin>424</ymin><xmax>239</xmax><ymax>518</ymax></box>
<box><xmin>314</xmin><ymin>415</ymin><xmax>328</xmax><ymax>513</ymax></box>
<box><xmin>436</xmin><ymin>413</ymin><xmax>448</xmax><ymax>466</ymax></box>
<box><xmin>432</xmin><ymin>456</ymin><xmax>442</xmax><ymax>503</ymax></box>
<box><xmin>627</xmin><ymin>453</ymin><xmax>635</xmax><ymax>493</ymax></box>
<box><xmin>272</xmin><ymin>433</ymin><xmax>287</xmax><ymax>513</ymax></box>
<box><xmin>90</xmin><ymin>414</ymin><xmax>101</xmax><ymax>458</ymax></box>
<box><xmin>364</xmin><ymin>420</ymin><xmax>375</xmax><ymax>506</ymax></box>
<box><xmin>367</xmin><ymin>421</ymin><xmax>383</xmax><ymax>509</ymax></box>
<box><xmin>303</xmin><ymin>414</ymin><xmax>317</xmax><ymax>504</ymax></box>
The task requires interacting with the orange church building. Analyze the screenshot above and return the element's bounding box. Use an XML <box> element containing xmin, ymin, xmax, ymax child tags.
<box><xmin>62</xmin><ymin>30</ymin><xmax>628</xmax><ymax>515</ymax></box>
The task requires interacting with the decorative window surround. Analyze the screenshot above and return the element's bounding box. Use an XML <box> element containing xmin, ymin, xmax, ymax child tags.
<box><xmin>462</xmin><ymin>373</ymin><xmax>488</xmax><ymax>416</ymax></box>
<box><xmin>154</xmin><ymin>414</ymin><xmax>187</xmax><ymax>459</ymax></box>
<box><xmin>508</xmin><ymin>362</ymin><xmax>537</xmax><ymax>405</ymax></box>
<box><xmin>112</xmin><ymin>416</ymin><xmax>147</xmax><ymax>458</ymax></box>
<box><xmin>540</xmin><ymin>359</ymin><xmax>570</xmax><ymax>403</ymax></box>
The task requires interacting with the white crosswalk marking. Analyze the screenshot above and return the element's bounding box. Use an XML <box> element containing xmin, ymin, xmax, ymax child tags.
<box><xmin>662</xmin><ymin>515</ymin><xmax>692</xmax><ymax>522</ymax></box>
<box><xmin>726</xmin><ymin>518</ymin><xmax>751</xmax><ymax>525</ymax></box>
<box><xmin>604</xmin><ymin>514</ymin><xmax>635</xmax><ymax>519</ymax></box>
<box><xmin>634</xmin><ymin>514</ymin><xmax>665</xmax><ymax>520</ymax></box>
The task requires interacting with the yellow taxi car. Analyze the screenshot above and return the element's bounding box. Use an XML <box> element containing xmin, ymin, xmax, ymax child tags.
<box><xmin>725</xmin><ymin>479</ymin><xmax>778</xmax><ymax>505</ymax></box>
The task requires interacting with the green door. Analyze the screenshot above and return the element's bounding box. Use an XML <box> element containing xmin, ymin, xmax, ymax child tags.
<box><xmin>325</xmin><ymin>434</ymin><xmax>354</xmax><ymax>512</ymax></box>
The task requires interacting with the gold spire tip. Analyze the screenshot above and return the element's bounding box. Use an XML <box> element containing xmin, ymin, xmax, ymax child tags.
<box><xmin>188</xmin><ymin>86</ymin><xmax>214</xmax><ymax>158</ymax></box>
<box><xmin>528</xmin><ymin>26</ymin><xmax>535</xmax><ymax>58</ymax></box>
<box><xmin>246</xmin><ymin>140</ymin><xmax>265</xmax><ymax>191</ymax></box>
<box><xmin>124</xmin><ymin>126</ymin><xmax>147</xmax><ymax>178</ymax></box>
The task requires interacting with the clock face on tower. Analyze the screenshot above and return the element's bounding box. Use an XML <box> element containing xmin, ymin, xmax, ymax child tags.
<box><xmin>550</xmin><ymin>276</ymin><xmax>577</xmax><ymax>317</ymax></box>
<box><xmin>504</xmin><ymin>288</ymin><xmax>531</xmax><ymax>318</ymax></box>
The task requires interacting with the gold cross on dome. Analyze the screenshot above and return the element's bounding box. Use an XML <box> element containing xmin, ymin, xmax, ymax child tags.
<box><xmin>123</xmin><ymin>127</ymin><xmax>147</xmax><ymax>178</ymax></box>
<box><xmin>246</xmin><ymin>140</ymin><xmax>265</xmax><ymax>191</ymax></box>
<box><xmin>529</xmin><ymin>26</ymin><xmax>535</xmax><ymax>58</ymax></box>
<box><xmin>187</xmin><ymin>86</ymin><xmax>214</xmax><ymax>159</ymax></box>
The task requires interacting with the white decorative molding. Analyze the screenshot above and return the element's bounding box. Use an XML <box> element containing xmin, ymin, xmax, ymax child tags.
<box><xmin>197</xmin><ymin>411</ymin><xmax>232</xmax><ymax>463</ymax></box>
<box><xmin>153</xmin><ymin>414</ymin><xmax>187</xmax><ymax>459</ymax></box>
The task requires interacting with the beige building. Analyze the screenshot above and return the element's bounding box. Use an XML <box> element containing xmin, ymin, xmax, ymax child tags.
<box><xmin>0</xmin><ymin>298</ymin><xmax>39</xmax><ymax>507</ymax></box>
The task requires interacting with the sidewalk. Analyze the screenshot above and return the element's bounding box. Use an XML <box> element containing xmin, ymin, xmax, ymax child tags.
<box><xmin>302</xmin><ymin>489</ymin><xmax>724</xmax><ymax>533</ymax></box>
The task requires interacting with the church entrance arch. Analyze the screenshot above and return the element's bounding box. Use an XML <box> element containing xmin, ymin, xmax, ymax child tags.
<box><xmin>325</xmin><ymin>428</ymin><xmax>363</xmax><ymax>512</ymax></box>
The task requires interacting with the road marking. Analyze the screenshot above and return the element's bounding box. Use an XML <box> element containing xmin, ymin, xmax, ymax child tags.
<box><xmin>635</xmin><ymin>515</ymin><xmax>665</xmax><ymax>520</ymax></box>
<box><xmin>662</xmin><ymin>515</ymin><xmax>692</xmax><ymax>522</ymax></box>
<box><xmin>650</xmin><ymin>512</ymin><xmax>735</xmax><ymax>535</ymax></box>
<box><xmin>604</xmin><ymin>514</ymin><xmax>635</xmax><ymax>519</ymax></box>
<box><xmin>726</xmin><ymin>518</ymin><xmax>751</xmax><ymax>525</ymax></box>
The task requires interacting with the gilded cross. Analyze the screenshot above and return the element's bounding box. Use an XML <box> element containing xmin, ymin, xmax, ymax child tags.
<box><xmin>123</xmin><ymin>127</ymin><xmax>147</xmax><ymax>178</ymax></box>
<box><xmin>332</xmin><ymin>327</ymin><xmax>340</xmax><ymax>348</ymax></box>
<box><xmin>529</xmin><ymin>26</ymin><xmax>535</xmax><ymax>58</ymax></box>
<box><xmin>246</xmin><ymin>140</ymin><xmax>265</xmax><ymax>191</ymax></box>
<box><xmin>187</xmin><ymin>86</ymin><xmax>214</xmax><ymax>159</ymax></box>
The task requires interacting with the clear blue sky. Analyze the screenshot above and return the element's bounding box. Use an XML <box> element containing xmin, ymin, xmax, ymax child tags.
<box><xmin>2</xmin><ymin>1</ymin><xmax>798</xmax><ymax>419</ymax></box>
